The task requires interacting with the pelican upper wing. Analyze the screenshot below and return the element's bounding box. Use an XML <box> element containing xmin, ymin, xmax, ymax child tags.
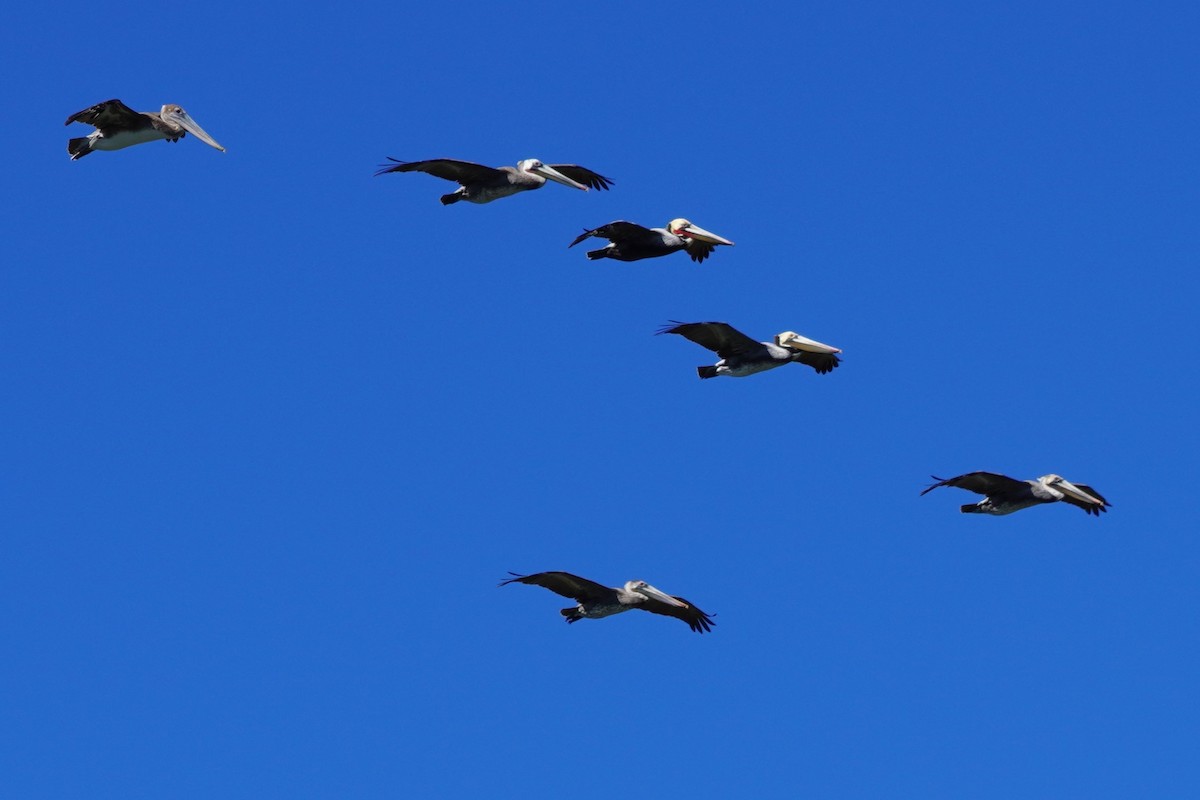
<box><xmin>1059</xmin><ymin>483</ymin><xmax>1111</xmax><ymax>515</ymax></box>
<box><xmin>792</xmin><ymin>351</ymin><xmax>842</xmax><ymax>374</ymax></box>
<box><xmin>65</xmin><ymin>99</ymin><xmax>147</xmax><ymax>130</ymax></box>
<box><xmin>658</xmin><ymin>321</ymin><xmax>765</xmax><ymax>359</ymax></box>
<box><xmin>547</xmin><ymin>165</ymin><xmax>613</xmax><ymax>191</ymax></box>
<box><xmin>638</xmin><ymin>595</ymin><xmax>715</xmax><ymax>634</ymax></box>
<box><xmin>569</xmin><ymin>220</ymin><xmax>656</xmax><ymax>248</ymax></box>
<box><xmin>373</xmin><ymin>157</ymin><xmax>506</xmax><ymax>183</ymax></box>
<box><xmin>498</xmin><ymin>571</ymin><xmax>614</xmax><ymax>603</ymax></box>
<box><xmin>920</xmin><ymin>472</ymin><xmax>1028</xmax><ymax>497</ymax></box>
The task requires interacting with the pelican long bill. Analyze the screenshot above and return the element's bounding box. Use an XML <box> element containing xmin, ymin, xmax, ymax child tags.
<box><xmin>531</xmin><ymin>163</ymin><xmax>589</xmax><ymax>191</ymax></box>
<box><xmin>634</xmin><ymin>583</ymin><xmax>687</xmax><ymax>607</ymax></box>
<box><xmin>677</xmin><ymin>223</ymin><xmax>734</xmax><ymax>246</ymax></box>
<box><xmin>1053</xmin><ymin>478</ymin><xmax>1105</xmax><ymax>507</ymax></box>
<box><xmin>778</xmin><ymin>332</ymin><xmax>843</xmax><ymax>355</ymax></box>
<box><xmin>165</xmin><ymin>108</ymin><xmax>226</xmax><ymax>152</ymax></box>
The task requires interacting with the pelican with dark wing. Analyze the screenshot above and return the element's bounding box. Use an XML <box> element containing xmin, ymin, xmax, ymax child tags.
<box><xmin>374</xmin><ymin>157</ymin><xmax>612</xmax><ymax>205</ymax></box>
<box><xmin>569</xmin><ymin>219</ymin><xmax>734</xmax><ymax>263</ymax></box>
<box><xmin>921</xmin><ymin>472</ymin><xmax>1111</xmax><ymax>516</ymax></box>
<box><xmin>500</xmin><ymin>571</ymin><xmax>714</xmax><ymax>633</ymax></box>
<box><xmin>66</xmin><ymin>99</ymin><xmax>225</xmax><ymax>160</ymax></box>
<box><xmin>659</xmin><ymin>321</ymin><xmax>842</xmax><ymax>379</ymax></box>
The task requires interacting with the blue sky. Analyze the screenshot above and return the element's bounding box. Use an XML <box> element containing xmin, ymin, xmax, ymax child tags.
<box><xmin>3</xmin><ymin>1</ymin><xmax>1198</xmax><ymax>796</ymax></box>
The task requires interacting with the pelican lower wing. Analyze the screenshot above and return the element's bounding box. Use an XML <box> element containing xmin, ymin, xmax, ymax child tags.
<box><xmin>639</xmin><ymin>595</ymin><xmax>715</xmax><ymax>633</ymax></box>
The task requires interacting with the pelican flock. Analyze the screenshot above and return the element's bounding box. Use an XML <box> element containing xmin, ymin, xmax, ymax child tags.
<box><xmin>569</xmin><ymin>219</ymin><xmax>734</xmax><ymax>263</ymax></box>
<box><xmin>61</xmin><ymin>90</ymin><xmax>1113</xmax><ymax>643</ymax></box>
<box><xmin>921</xmin><ymin>472</ymin><xmax>1111</xmax><ymax>516</ymax></box>
<box><xmin>500</xmin><ymin>572</ymin><xmax>715</xmax><ymax>633</ymax></box>
<box><xmin>66</xmin><ymin>99</ymin><xmax>225</xmax><ymax>160</ymax></box>
<box><xmin>374</xmin><ymin>157</ymin><xmax>612</xmax><ymax>204</ymax></box>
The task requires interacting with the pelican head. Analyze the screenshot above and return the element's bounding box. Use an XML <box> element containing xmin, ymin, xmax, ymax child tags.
<box><xmin>159</xmin><ymin>104</ymin><xmax>226</xmax><ymax>152</ymax></box>
<box><xmin>626</xmin><ymin>579</ymin><xmax>686</xmax><ymax>607</ymax></box>
<box><xmin>1038</xmin><ymin>474</ymin><xmax>1104</xmax><ymax>506</ymax></box>
<box><xmin>518</xmin><ymin>158</ymin><xmax>588</xmax><ymax>191</ymax></box>
<box><xmin>668</xmin><ymin>218</ymin><xmax>735</xmax><ymax>246</ymax></box>
<box><xmin>775</xmin><ymin>331</ymin><xmax>843</xmax><ymax>355</ymax></box>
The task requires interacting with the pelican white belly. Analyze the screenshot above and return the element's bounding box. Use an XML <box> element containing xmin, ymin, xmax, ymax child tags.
<box><xmin>583</xmin><ymin>602</ymin><xmax>629</xmax><ymax>619</ymax></box>
<box><xmin>92</xmin><ymin>128</ymin><xmax>166</xmax><ymax>152</ymax></box>
<box><xmin>718</xmin><ymin>360</ymin><xmax>787</xmax><ymax>378</ymax></box>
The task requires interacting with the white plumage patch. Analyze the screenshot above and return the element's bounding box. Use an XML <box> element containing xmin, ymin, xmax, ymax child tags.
<box><xmin>92</xmin><ymin>128</ymin><xmax>165</xmax><ymax>152</ymax></box>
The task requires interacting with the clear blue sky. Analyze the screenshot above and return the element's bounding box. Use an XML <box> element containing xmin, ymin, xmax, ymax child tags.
<box><xmin>3</xmin><ymin>1</ymin><xmax>1198</xmax><ymax>797</ymax></box>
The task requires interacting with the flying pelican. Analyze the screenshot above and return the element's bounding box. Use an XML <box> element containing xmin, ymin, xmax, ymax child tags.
<box><xmin>658</xmin><ymin>321</ymin><xmax>842</xmax><ymax>379</ymax></box>
<box><xmin>499</xmin><ymin>571</ymin><xmax>714</xmax><ymax>633</ymax></box>
<box><xmin>569</xmin><ymin>219</ymin><xmax>734</xmax><ymax>263</ymax></box>
<box><xmin>921</xmin><ymin>472</ymin><xmax>1111</xmax><ymax>516</ymax></box>
<box><xmin>374</xmin><ymin>157</ymin><xmax>612</xmax><ymax>205</ymax></box>
<box><xmin>65</xmin><ymin>99</ymin><xmax>225</xmax><ymax>160</ymax></box>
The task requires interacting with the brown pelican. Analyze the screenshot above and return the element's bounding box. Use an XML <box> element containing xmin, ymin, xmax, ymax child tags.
<box><xmin>499</xmin><ymin>571</ymin><xmax>714</xmax><ymax>633</ymax></box>
<box><xmin>921</xmin><ymin>472</ymin><xmax>1111</xmax><ymax>516</ymax></box>
<box><xmin>373</xmin><ymin>157</ymin><xmax>612</xmax><ymax>204</ymax></box>
<box><xmin>569</xmin><ymin>219</ymin><xmax>734</xmax><ymax>263</ymax></box>
<box><xmin>659</xmin><ymin>321</ymin><xmax>842</xmax><ymax>379</ymax></box>
<box><xmin>65</xmin><ymin>99</ymin><xmax>225</xmax><ymax>160</ymax></box>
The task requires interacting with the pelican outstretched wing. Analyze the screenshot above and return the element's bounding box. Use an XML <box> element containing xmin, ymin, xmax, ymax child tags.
<box><xmin>569</xmin><ymin>220</ymin><xmax>657</xmax><ymax>248</ymax></box>
<box><xmin>65</xmin><ymin>99</ymin><xmax>147</xmax><ymax>130</ymax></box>
<box><xmin>920</xmin><ymin>472</ymin><xmax>1028</xmax><ymax>497</ymax></box>
<box><xmin>499</xmin><ymin>571</ymin><xmax>614</xmax><ymax>603</ymax></box>
<box><xmin>638</xmin><ymin>595</ymin><xmax>715</xmax><ymax>634</ymax></box>
<box><xmin>657</xmin><ymin>321</ymin><xmax>765</xmax><ymax>359</ymax></box>
<box><xmin>374</xmin><ymin>157</ymin><xmax>506</xmax><ymax>183</ymax></box>
<box><xmin>547</xmin><ymin>165</ymin><xmax>613</xmax><ymax>191</ymax></box>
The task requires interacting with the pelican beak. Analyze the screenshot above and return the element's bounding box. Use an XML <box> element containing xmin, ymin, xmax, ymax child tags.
<box><xmin>168</xmin><ymin>109</ymin><xmax>226</xmax><ymax>152</ymax></box>
<box><xmin>635</xmin><ymin>584</ymin><xmax>687</xmax><ymax>608</ymax></box>
<box><xmin>1053</xmin><ymin>478</ymin><xmax>1104</xmax><ymax>507</ymax></box>
<box><xmin>678</xmin><ymin>224</ymin><xmax>734</xmax><ymax>246</ymax></box>
<box><xmin>779</xmin><ymin>332</ymin><xmax>842</xmax><ymax>354</ymax></box>
<box><xmin>533</xmin><ymin>164</ymin><xmax>588</xmax><ymax>191</ymax></box>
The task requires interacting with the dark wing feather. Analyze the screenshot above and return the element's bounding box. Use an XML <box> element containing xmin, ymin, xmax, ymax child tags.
<box><xmin>65</xmin><ymin>99</ymin><xmax>148</xmax><ymax>130</ymax></box>
<box><xmin>920</xmin><ymin>471</ymin><xmax>1028</xmax><ymax>497</ymax></box>
<box><xmin>498</xmin><ymin>571</ymin><xmax>614</xmax><ymax>603</ymax></box>
<box><xmin>1059</xmin><ymin>483</ymin><xmax>1111</xmax><ymax>516</ymax></box>
<box><xmin>686</xmin><ymin>241</ymin><xmax>717</xmax><ymax>263</ymax></box>
<box><xmin>547</xmin><ymin>165</ymin><xmax>613</xmax><ymax>191</ymax></box>
<box><xmin>638</xmin><ymin>595</ymin><xmax>715</xmax><ymax>634</ymax></box>
<box><xmin>792</xmin><ymin>351</ymin><xmax>842</xmax><ymax>374</ymax></box>
<box><xmin>569</xmin><ymin>220</ymin><xmax>657</xmax><ymax>248</ymax></box>
<box><xmin>374</xmin><ymin>157</ymin><xmax>506</xmax><ymax>183</ymax></box>
<box><xmin>656</xmin><ymin>321</ymin><xmax>764</xmax><ymax>359</ymax></box>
